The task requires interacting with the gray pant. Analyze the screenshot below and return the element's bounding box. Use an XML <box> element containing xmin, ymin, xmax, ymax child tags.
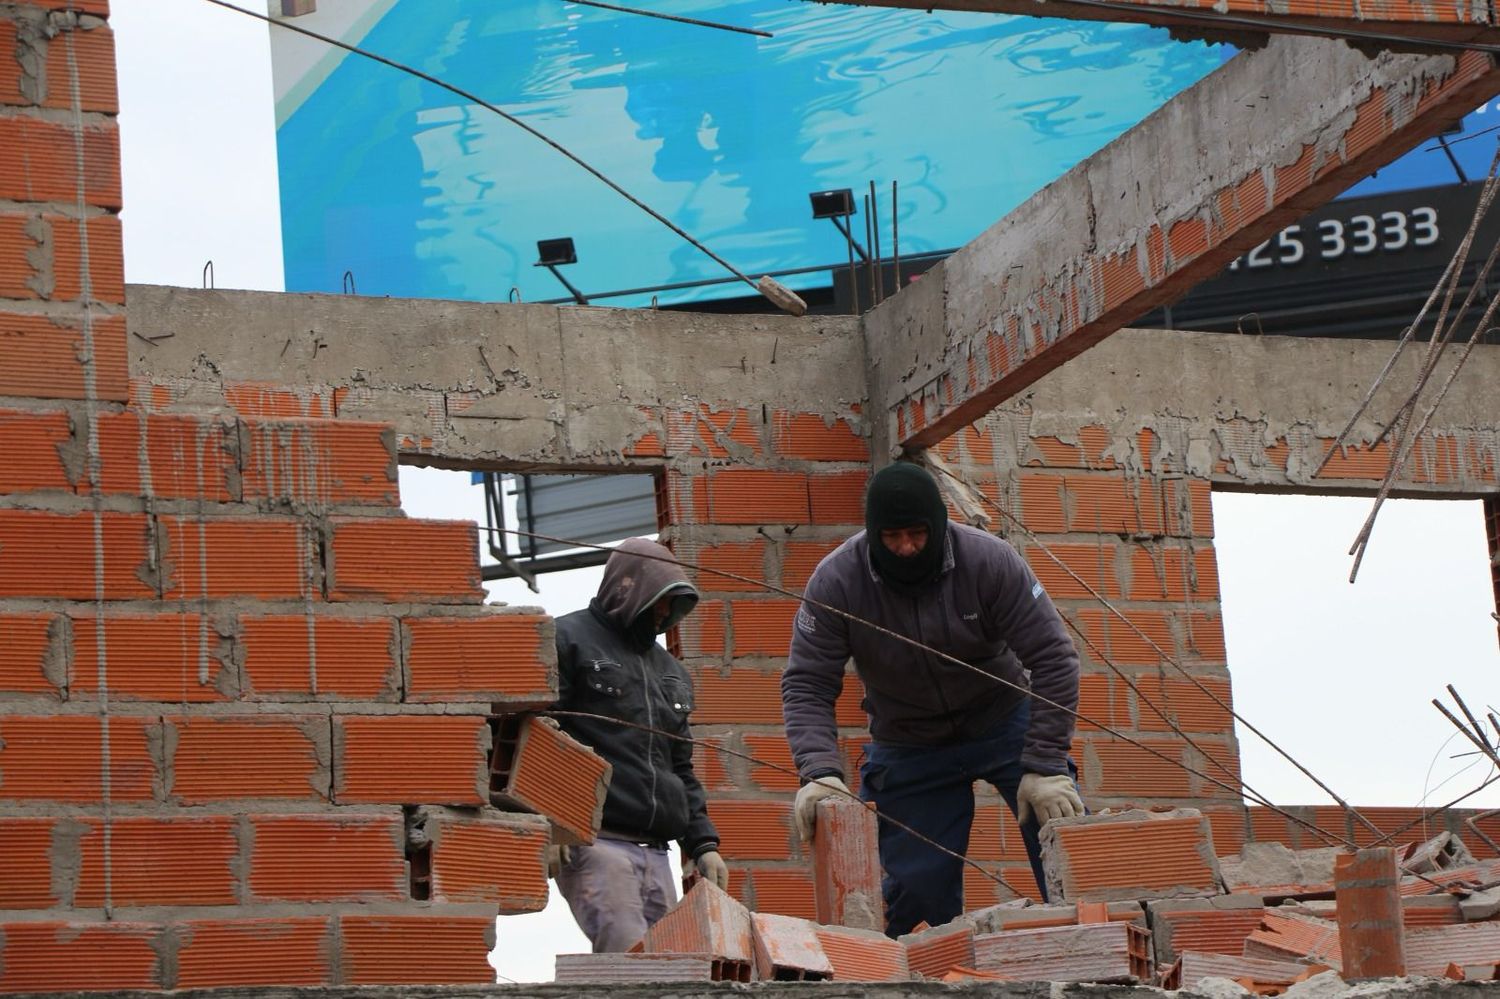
<box><xmin>555</xmin><ymin>838</ymin><xmax>677</xmax><ymax>953</ymax></box>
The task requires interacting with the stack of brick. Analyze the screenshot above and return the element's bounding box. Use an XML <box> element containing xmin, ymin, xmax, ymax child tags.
<box><xmin>0</xmin><ymin>2</ymin><xmax>607</xmax><ymax>987</ymax></box>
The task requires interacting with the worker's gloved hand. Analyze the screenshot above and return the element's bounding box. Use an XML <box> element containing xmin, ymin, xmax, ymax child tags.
<box><xmin>546</xmin><ymin>843</ymin><xmax>571</xmax><ymax>879</ymax></box>
<box><xmin>793</xmin><ymin>775</ymin><xmax>850</xmax><ymax>842</ymax></box>
<box><xmin>536</xmin><ymin>715</ymin><xmax>562</xmax><ymax>730</ymax></box>
<box><xmin>1016</xmin><ymin>772</ymin><xmax>1084</xmax><ymax>826</ymax></box>
<box><xmin>695</xmin><ymin>850</ymin><xmax>730</xmax><ymax>890</ymax></box>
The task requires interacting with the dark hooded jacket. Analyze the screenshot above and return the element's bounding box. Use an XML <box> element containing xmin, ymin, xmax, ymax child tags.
<box><xmin>553</xmin><ymin>538</ymin><xmax>719</xmax><ymax>858</ymax></box>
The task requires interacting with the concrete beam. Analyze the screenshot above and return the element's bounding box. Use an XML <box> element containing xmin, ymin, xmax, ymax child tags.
<box><xmin>817</xmin><ymin>0</ymin><xmax>1500</xmax><ymax>52</ymax></box>
<box><xmin>867</xmin><ymin>38</ymin><xmax>1500</xmax><ymax>453</ymax></box>
<box><xmin>125</xmin><ymin>286</ymin><xmax>865</xmax><ymax>470</ymax></box>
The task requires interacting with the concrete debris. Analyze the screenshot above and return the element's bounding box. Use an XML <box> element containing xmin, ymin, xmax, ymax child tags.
<box><xmin>1457</xmin><ymin>887</ymin><xmax>1500</xmax><ymax>922</ymax></box>
<box><xmin>1400</xmin><ymin>831</ymin><xmax>1474</xmax><ymax>875</ymax></box>
<box><xmin>1219</xmin><ymin>842</ymin><xmax>1342</xmax><ymax>898</ymax></box>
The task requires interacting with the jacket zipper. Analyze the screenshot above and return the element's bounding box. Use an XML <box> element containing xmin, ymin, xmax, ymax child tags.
<box><xmin>638</xmin><ymin>650</ymin><xmax>659</xmax><ymax>832</ymax></box>
<box><xmin>912</xmin><ymin>590</ymin><xmax>958</xmax><ymax>739</ymax></box>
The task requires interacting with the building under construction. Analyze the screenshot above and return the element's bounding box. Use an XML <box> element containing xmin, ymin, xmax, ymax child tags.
<box><xmin>1</xmin><ymin>0</ymin><xmax>1499</xmax><ymax>992</ymax></box>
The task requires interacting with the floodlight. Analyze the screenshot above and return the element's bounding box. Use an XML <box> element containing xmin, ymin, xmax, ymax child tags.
<box><xmin>535</xmin><ymin>237</ymin><xmax>578</xmax><ymax>267</ymax></box>
<box><xmin>809</xmin><ymin>189</ymin><xmax>855</xmax><ymax>220</ymax></box>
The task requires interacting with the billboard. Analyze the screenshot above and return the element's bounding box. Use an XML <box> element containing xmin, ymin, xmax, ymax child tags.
<box><xmin>271</xmin><ymin>1</ymin><xmax>1234</xmax><ymax>307</ymax></box>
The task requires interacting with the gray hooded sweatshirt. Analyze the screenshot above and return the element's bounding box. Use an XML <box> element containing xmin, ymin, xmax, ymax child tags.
<box><xmin>781</xmin><ymin>523</ymin><xmax>1080</xmax><ymax>780</ymax></box>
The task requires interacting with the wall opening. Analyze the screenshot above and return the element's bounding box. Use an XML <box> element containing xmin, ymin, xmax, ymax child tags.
<box><xmin>1212</xmin><ymin>492</ymin><xmax>1500</xmax><ymax>816</ymax></box>
<box><xmin>396</xmin><ymin>464</ymin><xmax>677</xmax><ymax>983</ymax></box>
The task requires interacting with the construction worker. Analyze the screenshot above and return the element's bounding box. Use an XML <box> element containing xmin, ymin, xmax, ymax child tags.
<box><xmin>549</xmin><ymin>537</ymin><xmax>729</xmax><ymax>952</ymax></box>
<box><xmin>781</xmin><ymin>462</ymin><xmax>1083</xmax><ymax>937</ymax></box>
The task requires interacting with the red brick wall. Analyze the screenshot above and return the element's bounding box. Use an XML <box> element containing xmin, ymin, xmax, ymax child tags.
<box><xmin>0</xmin><ymin>5</ymin><xmax>552</xmax><ymax>989</ymax></box>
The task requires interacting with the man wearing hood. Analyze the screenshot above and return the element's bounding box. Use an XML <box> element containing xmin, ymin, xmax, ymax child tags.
<box><xmin>551</xmin><ymin>537</ymin><xmax>727</xmax><ymax>952</ymax></box>
<box><xmin>781</xmin><ymin>462</ymin><xmax>1083</xmax><ymax>937</ymax></box>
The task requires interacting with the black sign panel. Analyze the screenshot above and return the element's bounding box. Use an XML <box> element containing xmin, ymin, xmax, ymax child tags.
<box><xmin>1141</xmin><ymin>183</ymin><xmax>1498</xmax><ymax>340</ymax></box>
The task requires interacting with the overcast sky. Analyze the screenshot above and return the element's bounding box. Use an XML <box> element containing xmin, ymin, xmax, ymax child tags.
<box><xmin>112</xmin><ymin>0</ymin><xmax>1499</xmax><ymax>981</ymax></box>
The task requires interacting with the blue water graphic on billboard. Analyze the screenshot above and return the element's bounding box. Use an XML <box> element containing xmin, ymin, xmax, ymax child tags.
<box><xmin>274</xmin><ymin>2</ymin><xmax>1488</xmax><ymax>308</ymax></box>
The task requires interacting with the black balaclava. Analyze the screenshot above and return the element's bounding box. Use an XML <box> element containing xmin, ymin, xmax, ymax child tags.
<box><xmin>864</xmin><ymin>462</ymin><xmax>947</xmax><ymax>590</ymax></box>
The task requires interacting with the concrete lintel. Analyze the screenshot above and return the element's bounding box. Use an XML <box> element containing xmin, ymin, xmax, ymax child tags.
<box><xmin>868</xmin><ymin>37</ymin><xmax>1500</xmax><ymax>452</ymax></box>
<box><xmin>816</xmin><ymin>0</ymin><xmax>1500</xmax><ymax>51</ymax></box>
<box><xmin>125</xmin><ymin>285</ymin><xmax>865</xmax><ymax>470</ymax></box>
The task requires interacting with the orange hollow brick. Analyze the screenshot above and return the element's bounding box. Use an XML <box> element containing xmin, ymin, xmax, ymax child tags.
<box><xmin>0</xmin><ymin>817</ymin><xmax>59</xmax><ymax>909</ymax></box>
<box><xmin>0</xmin><ymin>714</ymin><xmax>155</xmax><ymax>803</ymax></box>
<box><xmin>490</xmin><ymin>715</ymin><xmax>610</xmax><ymax>845</ymax></box>
<box><xmin>339</xmin><ymin>914</ymin><xmax>497</xmax><ymax>985</ymax></box>
<box><xmin>156</xmin><ymin>516</ymin><xmax>313</xmax><ymax>601</ymax></box>
<box><xmin>420</xmin><ymin>807</ymin><xmax>550</xmax><ymax>911</ymax></box>
<box><xmin>1335</xmin><ymin>847</ymin><xmax>1406</xmax><ymax>980</ymax></box>
<box><xmin>0</xmin><ymin>408</ymin><xmax>73</xmax><ymax>494</ymax></box>
<box><xmin>239</xmin><ymin>614</ymin><xmax>400</xmax><ymax>700</ymax></box>
<box><xmin>70</xmin><ymin>613</ymin><xmax>235</xmax><ymax>703</ymax></box>
<box><xmin>1039</xmin><ymin>808</ymin><xmax>1222</xmax><ymax>903</ymax></box>
<box><xmin>169</xmin><ymin>715</ymin><xmax>329</xmax><ymax>803</ymax></box>
<box><xmin>90</xmin><ymin>411</ymin><xmax>237</xmax><ymax>501</ymax></box>
<box><xmin>0</xmin><ymin>311</ymin><xmax>129</xmax><ymax>402</ymax></box>
<box><xmin>812</xmin><ymin>795</ymin><xmax>883</xmax><ymax>931</ymax></box>
<box><xmin>41</xmin><ymin>20</ymin><xmax>118</xmax><ymax>114</ymax></box>
<box><xmin>239</xmin><ymin>417</ymin><xmax>398</xmax><ymax>507</ymax></box>
<box><xmin>175</xmin><ymin>917</ymin><xmax>333</xmax><ymax>989</ymax></box>
<box><xmin>0</xmin><ymin>611</ymin><xmax>63</xmax><ymax>695</ymax></box>
<box><xmin>247</xmin><ymin>813</ymin><xmax>406</xmax><ymax>903</ymax></box>
<box><xmin>707</xmin><ymin>469</ymin><xmax>810</xmax><ymax>524</ymax></box>
<box><xmin>74</xmin><ymin>815</ymin><xmax>240</xmax><ymax>908</ymax></box>
<box><xmin>50</xmin><ymin>212</ymin><xmax>125</xmax><ymax>304</ymax></box>
<box><xmin>0</xmin><ymin>116</ymin><xmax>122</xmax><ymax>209</ymax></box>
<box><xmin>404</xmin><ymin>612</ymin><xmax>555</xmax><ymax>708</ymax></box>
<box><xmin>0</xmin><ymin>922</ymin><xmax>161</xmax><ymax>992</ymax></box>
<box><xmin>0</xmin><ymin>508</ymin><xmax>153</xmax><ymax>599</ymax></box>
<box><xmin>325</xmin><ymin>517</ymin><xmax>483</xmax><ymax>603</ymax></box>
<box><xmin>335</xmin><ymin>714</ymin><xmax>489</xmax><ymax>806</ymax></box>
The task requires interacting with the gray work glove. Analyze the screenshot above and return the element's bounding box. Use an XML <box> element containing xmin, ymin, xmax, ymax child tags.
<box><xmin>695</xmin><ymin>849</ymin><xmax>729</xmax><ymax>890</ymax></box>
<box><xmin>1016</xmin><ymin>772</ymin><xmax>1084</xmax><ymax>826</ymax></box>
<box><xmin>546</xmin><ymin>843</ymin><xmax>570</xmax><ymax>879</ymax></box>
<box><xmin>793</xmin><ymin>775</ymin><xmax>850</xmax><ymax>842</ymax></box>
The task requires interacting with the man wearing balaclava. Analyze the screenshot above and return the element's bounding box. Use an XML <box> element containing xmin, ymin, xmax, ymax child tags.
<box><xmin>781</xmin><ymin>462</ymin><xmax>1083</xmax><ymax>937</ymax></box>
<box><xmin>550</xmin><ymin>537</ymin><xmax>727</xmax><ymax>952</ymax></box>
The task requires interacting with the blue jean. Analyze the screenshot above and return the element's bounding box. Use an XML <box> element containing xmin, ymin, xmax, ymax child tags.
<box><xmin>858</xmin><ymin>699</ymin><xmax>1081</xmax><ymax>937</ymax></box>
<box><xmin>555</xmin><ymin>838</ymin><xmax>676</xmax><ymax>952</ymax></box>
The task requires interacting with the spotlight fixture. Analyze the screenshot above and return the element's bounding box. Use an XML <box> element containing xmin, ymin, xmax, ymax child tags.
<box><xmin>534</xmin><ymin>237</ymin><xmax>587</xmax><ymax>304</ymax></box>
<box><xmin>809</xmin><ymin>189</ymin><xmax>855</xmax><ymax>220</ymax></box>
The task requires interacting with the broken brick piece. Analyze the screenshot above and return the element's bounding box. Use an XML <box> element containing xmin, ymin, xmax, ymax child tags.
<box><xmin>1335</xmin><ymin>847</ymin><xmax>1406</xmax><ymax>980</ymax></box>
<box><xmin>974</xmin><ymin>921</ymin><xmax>1151</xmax><ymax>983</ymax></box>
<box><xmin>641</xmin><ymin>879</ymin><xmax>754</xmax><ymax>967</ymax></box>
<box><xmin>751</xmin><ymin>912</ymin><xmax>833</xmax><ymax>981</ymax></box>
<box><xmin>554</xmin><ymin>953</ymin><xmax>721</xmax><ymax>984</ymax></box>
<box><xmin>900</xmin><ymin>919</ymin><xmax>976</xmax><ymax>979</ymax></box>
<box><xmin>1174</xmin><ymin>950</ymin><xmax>1312</xmax><ymax>990</ymax></box>
<box><xmin>813</xmin><ymin>925</ymin><xmax>911</xmax><ymax>982</ymax></box>
<box><xmin>490</xmin><ymin>716</ymin><xmax>610</xmax><ymax>846</ymax></box>
<box><xmin>1040</xmin><ymin>808</ymin><xmax>1222</xmax><ymax>902</ymax></box>
<box><xmin>812</xmin><ymin>794</ymin><xmax>883</xmax><ymax>931</ymax></box>
<box><xmin>1243</xmin><ymin>910</ymin><xmax>1342</xmax><ymax>969</ymax></box>
<box><xmin>1147</xmin><ymin>895</ymin><xmax>1266</xmax><ymax>966</ymax></box>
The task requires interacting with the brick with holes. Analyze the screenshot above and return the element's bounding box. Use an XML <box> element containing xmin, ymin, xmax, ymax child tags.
<box><xmin>489</xmin><ymin>715</ymin><xmax>610</xmax><ymax>846</ymax></box>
